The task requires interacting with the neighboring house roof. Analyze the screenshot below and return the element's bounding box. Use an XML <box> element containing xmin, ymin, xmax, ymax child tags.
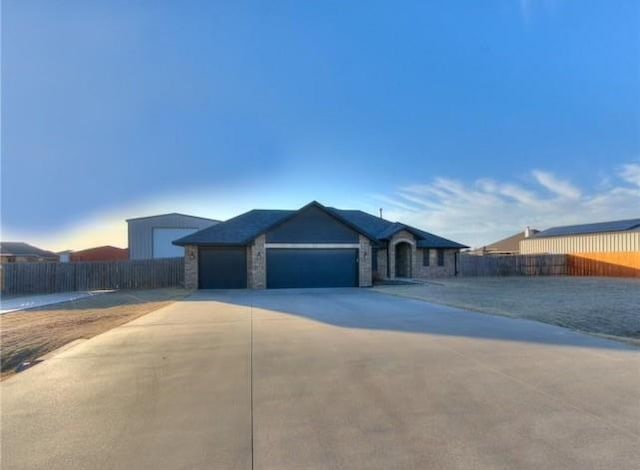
<box><xmin>479</xmin><ymin>230</ymin><xmax>540</xmax><ymax>253</ymax></box>
<box><xmin>534</xmin><ymin>218</ymin><xmax>640</xmax><ymax>238</ymax></box>
<box><xmin>70</xmin><ymin>245</ymin><xmax>129</xmax><ymax>262</ymax></box>
<box><xmin>126</xmin><ymin>212</ymin><xmax>220</xmax><ymax>223</ymax></box>
<box><xmin>0</xmin><ymin>242</ymin><xmax>58</xmax><ymax>258</ymax></box>
<box><xmin>174</xmin><ymin>201</ymin><xmax>468</xmax><ymax>249</ymax></box>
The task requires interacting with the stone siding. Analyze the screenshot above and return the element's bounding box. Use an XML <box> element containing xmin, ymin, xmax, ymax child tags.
<box><xmin>248</xmin><ymin>235</ymin><xmax>266</xmax><ymax>289</ymax></box>
<box><xmin>184</xmin><ymin>245</ymin><xmax>198</xmax><ymax>289</ymax></box>
<box><xmin>358</xmin><ymin>235</ymin><xmax>372</xmax><ymax>287</ymax></box>
<box><xmin>388</xmin><ymin>230</ymin><xmax>417</xmax><ymax>279</ymax></box>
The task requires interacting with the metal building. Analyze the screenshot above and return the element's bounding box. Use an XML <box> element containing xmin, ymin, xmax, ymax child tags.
<box><xmin>520</xmin><ymin>218</ymin><xmax>640</xmax><ymax>254</ymax></box>
<box><xmin>127</xmin><ymin>213</ymin><xmax>219</xmax><ymax>260</ymax></box>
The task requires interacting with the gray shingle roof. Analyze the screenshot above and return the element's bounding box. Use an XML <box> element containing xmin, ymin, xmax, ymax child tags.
<box><xmin>535</xmin><ymin>218</ymin><xmax>640</xmax><ymax>238</ymax></box>
<box><xmin>174</xmin><ymin>210</ymin><xmax>294</xmax><ymax>246</ymax></box>
<box><xmin>478</xmin><ymin>230</ymin><xmax>540</xmax><ymax>253</ymax></box>
<box><xmin>331</xmin><ymin>210</ymin><xmax>468</xmax><ymax>248</ymax></box>
<box><xmin>126</xmin><ymin>212</ymin><xmax>220</xmax><ymax>223</ymax></box>
<box><xmin>174</xmin><ymin>202</ymin><xmax>468</xmax><ymax>249</ymax></box>
<box><xmin>0</xmin><ymin>242</ymin><xmax>58</xmax><ymax>258</ymax></box>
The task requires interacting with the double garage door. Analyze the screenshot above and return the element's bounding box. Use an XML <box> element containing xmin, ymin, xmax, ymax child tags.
<box><xmin>198</xmin><ymin>247</ymin><xmax>358</xmax><ymax>289</ymax></box>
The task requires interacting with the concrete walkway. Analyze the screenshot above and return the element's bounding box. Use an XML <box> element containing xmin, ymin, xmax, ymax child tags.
<box><xmin>1</xmin><ymin>289</ymin><xmax>638</xmax><ymax>469</ymax></box>
<box><xmin>0</xmin><ymin>290</ymin><xmax>113</xmax><ymax>315</ymax></box>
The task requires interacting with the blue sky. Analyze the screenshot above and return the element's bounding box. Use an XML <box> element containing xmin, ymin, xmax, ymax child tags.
<box><xmin>2</xmin><ymin>0</ymin><xmax>639</xmax><ymax>250</ymax></box>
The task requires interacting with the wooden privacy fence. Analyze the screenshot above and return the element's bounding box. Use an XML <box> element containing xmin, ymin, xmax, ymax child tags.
<box><xmin>0</xmin><ymin>258</ymin><xmax>184</xmax><ymax>296</ymax></box>
<box><xmin>567</xmin><ymin>252</ymin><xmax>640</xmax><ymax>278</ymax></box>
<box><xmin>459</xmin><ymin>254</ymin><xmax>568</xmax><ymax>277</ymax></box>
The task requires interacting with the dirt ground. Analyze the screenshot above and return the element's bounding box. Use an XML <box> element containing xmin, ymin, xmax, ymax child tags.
<box><xmin>1</xmin><ymin>288</ymin><xmax>189</xmax><ymax>379</ymax></box>
<box><xmin>374</xmin><ymin>277</ymin><xmax>640</xmax><ymax>345</ymax></box>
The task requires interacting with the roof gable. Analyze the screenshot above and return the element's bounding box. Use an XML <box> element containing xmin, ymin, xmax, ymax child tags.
<box><xmin>266</xmin><ymin>204</ymin><xmax>360</xmax><ymax>243</ymax></box>
<box><xmin>264</xmin><ymin>201</ymin><xmax>377</xmax><ymax>242</ymax></box>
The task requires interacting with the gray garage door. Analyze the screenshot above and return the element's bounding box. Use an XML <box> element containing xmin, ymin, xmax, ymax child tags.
<box><xmin>266</xmin><ymin>248</ymin><xmax>358</xmax><ymax>289</ymax></box>
<box><xmin>199</xmin><ymin>247</ymin><xmax>247</xmax><ymax>289</ymax></box>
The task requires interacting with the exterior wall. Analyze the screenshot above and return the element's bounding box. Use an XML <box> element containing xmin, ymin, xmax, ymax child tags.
<box><xmin>128</xmin><ymin>214</ymin><xmax>217</xmax><ymax>260</ymax></box>
<box><xmin>184</xmin><ymin>245</ymin><xmax>198</xmax><ymax>289</ymax></box>
<box><xmin>358</xmin><ymin>235</ymin><xmax>372</xmax><ymax>287</ymax></box>
<box><xmin>247</xmin><ymin>235</ymin><xmax>266</xmax><ymax>289</ymax></box>
<box><xmin>388</xmin><ymin>230</ymin><xmax>417</xmax><ymax>279</ymax></box>
<box><xmin>521</xmin><ymin>231</ymin><xmax>640</xmax><ymax>255</ymax></box>
<box><xmin>520</xmin><ymin>231</ymin><xmax>640</xmax><ymax>254</ymax></box>
<box><xmin>414</xmin><ymin>248</ymin><xmax>457</xmax><ymax>278</ymax></box>
<box><xmin>375</xmin><ymin>248</ymin><xmax>388</xmax><ymax>280</ymax></box>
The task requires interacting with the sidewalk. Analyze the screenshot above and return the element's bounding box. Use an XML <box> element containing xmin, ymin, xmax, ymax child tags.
<box><xmin>0</xmin><ymin>290</ymin><xmax>114</xmax><ymax>315</ymax></box>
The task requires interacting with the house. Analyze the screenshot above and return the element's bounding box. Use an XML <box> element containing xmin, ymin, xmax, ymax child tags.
<box><xmin>0</xmin><ymin>242</ymin><xmax>59</xmax><ymax>263</ymax></box>
<box><xmin>173</xmin><ymin>201</ymin><xmax>468</xmax><ymax>289</ymax></box>
<box><xmin>469</xmin><ymin>227</ymin><xmax>539</xmax><ymax>256</ymax></box>
<box><xmin>520</xmin><ymin>218</ymin><xmax>640</xmax><ymax>254</ymax></box>
<box><xmin>65</xmin><ymin>245</ymin><xmax>129</xmax><ymax>262</ymax></box>
<box><xmin>127</xmin><ymin>213</ymin><xmax>219</xmax><ymax>260</ymax></box>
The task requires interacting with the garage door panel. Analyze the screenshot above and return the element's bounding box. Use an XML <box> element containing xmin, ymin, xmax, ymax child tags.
<box><xmin>199</xmin><ymin>247</ymin><xmax>247</xmax><ymax>289</ymax></box>
<box><xmin>267</xmin><ymin>249</ymin><xmax>358</xmax><ymax>289</ymax></box>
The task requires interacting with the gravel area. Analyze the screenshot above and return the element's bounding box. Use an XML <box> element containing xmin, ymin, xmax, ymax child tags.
<box><xmin>374</xmin><ymin>277</ymin><xmax>640</xmax><ymax>344</ymax></box>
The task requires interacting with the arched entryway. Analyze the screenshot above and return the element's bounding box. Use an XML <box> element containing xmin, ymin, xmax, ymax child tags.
<box><xmin>395</xmin><ymin>241</ymin><xmax>412</xmax><ymax>278</ymax></box>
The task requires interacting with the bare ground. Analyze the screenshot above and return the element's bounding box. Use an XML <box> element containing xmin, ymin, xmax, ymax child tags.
<box><xmin>1</xmin><ymin>288</ymin><xmax>189</xmax><ymax>379</ymax></box>
<box><xmin>374</xmin><ymin>277</ymin><xmax>640</xmax><ymax>345</ymax></box>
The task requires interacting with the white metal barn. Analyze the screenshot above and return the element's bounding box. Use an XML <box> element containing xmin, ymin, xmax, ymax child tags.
<box><xmin>127</xmin><ymin>213</ymin><xmax>219</xmax><ymax>260</ymax></box>
<box><xmin>520</xmin><ymin>219</ymin><xmax>640</xmax><ymax>254</ymax></box>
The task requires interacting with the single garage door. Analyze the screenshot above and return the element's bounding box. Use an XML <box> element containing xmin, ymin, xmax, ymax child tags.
<box><xmin>267</xmin><ymin>248</ymin><xmax>358</xmax><ymax>289</ymax></box>
<box><xmin>199</xmin><ymin>247</ymin><xmax>247</xmax><ymax>289</ymax></box>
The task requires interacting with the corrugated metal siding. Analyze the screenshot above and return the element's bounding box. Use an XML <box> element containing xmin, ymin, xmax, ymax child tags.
<box><xmin>520</xmin><ymin>231</ymin><xmax>640</xmax><ymax>254</ymax></box>
<box><xmin>128</xmin><ymin>215</ymin><xmax>217</xmax><ymax>260</ymax></box>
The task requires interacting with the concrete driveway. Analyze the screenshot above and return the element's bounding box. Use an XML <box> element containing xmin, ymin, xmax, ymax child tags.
<box><xmin>2</xmin><ymin>289</ymin><xmax>639</xmax><ymax>469</ymax></box>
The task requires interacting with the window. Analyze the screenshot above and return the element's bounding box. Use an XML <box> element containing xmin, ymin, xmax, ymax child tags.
<box><xmin>437</xmin><ymin>249</ymin><xmax>445</xmax><ymax>266</ymax></box>
<box><xmin>422</xmin><ymin>249</ymin><xmax>430</xmax><ymax>267</ymax></box>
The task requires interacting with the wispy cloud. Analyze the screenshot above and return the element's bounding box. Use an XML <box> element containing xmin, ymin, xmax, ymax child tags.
<box><xmin>375</xmin><ymin>163</ymin><xmax>640</xmax><ymax>248</ymax></box>
<box><xmin>532</xmin><ymin>170</ymin><xmax>581</xmax><ymax>199</ymax></box>
<box><xmin>619</xmin><ymin>162</ymin><xmax>640</xmax><ymax>187</ymax></box>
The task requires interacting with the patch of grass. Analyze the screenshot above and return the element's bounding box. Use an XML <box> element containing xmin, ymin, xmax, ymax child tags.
<box><xmin>0</xmin><ymin>288</ymin><xmax>190</xmax><ymax>378</ymax></box>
